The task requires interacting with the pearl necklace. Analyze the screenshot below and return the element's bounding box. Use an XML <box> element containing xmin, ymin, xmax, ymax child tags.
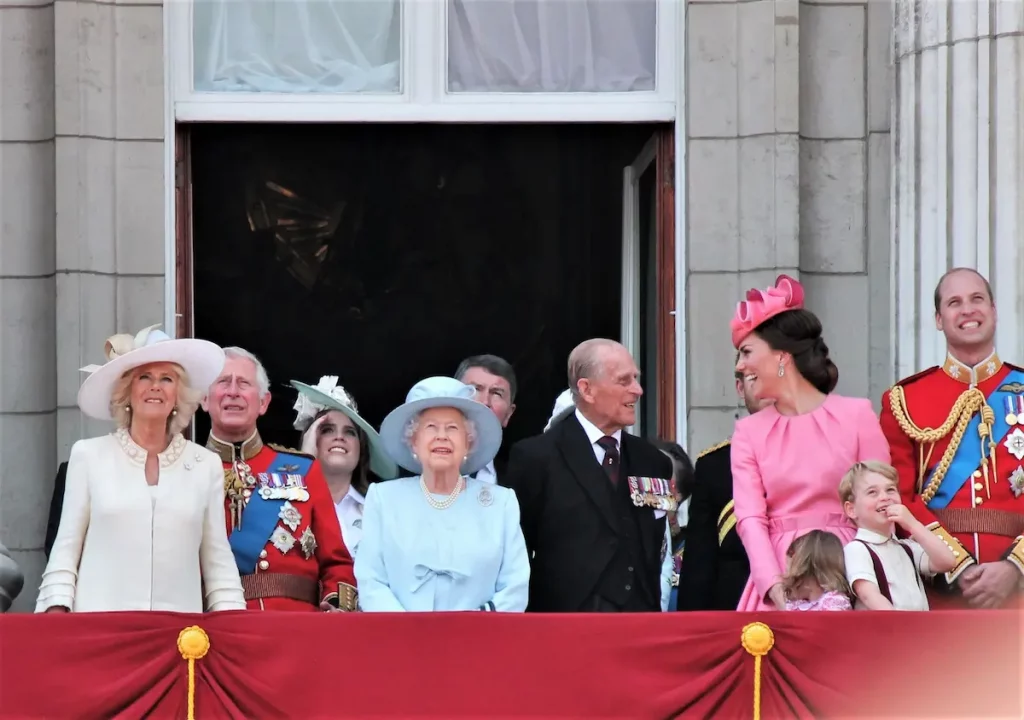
<box><xmin>420</xmin><ymin>476</ymin><xmax>465</xmax><ymax>510</ymax></box>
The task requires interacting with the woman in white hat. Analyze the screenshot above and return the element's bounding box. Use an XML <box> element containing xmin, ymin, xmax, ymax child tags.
<box><xmin>291</xmin><ymin>376</ymin><xmax>399</xmax><ymax>558</ymax></box>
<box><xmin>37</xmin><ymin>325</ymin><xmax>245</xmax><ymax>613</ymax></box>
<box><xmin>355</xmin><ymin>377</ymin><xmax>530</xmax><ymax>612</ymax></box>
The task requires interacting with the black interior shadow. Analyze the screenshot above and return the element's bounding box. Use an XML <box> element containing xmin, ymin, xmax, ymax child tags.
<box><xmin>190</xmin><ymin>122</ymin><xmax>662</xmax><ymax>453</ymax></box>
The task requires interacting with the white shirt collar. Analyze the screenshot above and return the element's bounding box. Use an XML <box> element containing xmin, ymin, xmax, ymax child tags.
<box><xmin>575</xmin><ymin>409</ymin><xmax>622</xmax><ymax>447</ymax></box>
<box><xmin>336</xmin><ymin>485</ymin><xmax>365</xmax><ymax>509</ymax></box>
<box><xmin>855</xmin><ymin>527</ymin><xmax>895</xmax><ymax>544</ymax></box>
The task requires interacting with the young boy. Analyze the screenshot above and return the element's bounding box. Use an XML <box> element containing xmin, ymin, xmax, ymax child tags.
<box><xmin>838</xmin><ymin>461</ymin><xmax>957</xmax><ymax>610</ymax></box>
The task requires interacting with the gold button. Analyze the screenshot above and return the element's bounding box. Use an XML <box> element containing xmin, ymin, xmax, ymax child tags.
<box><xmin>259</xmin><ymin>550</ymin><xmax>267</xmax><ymax>559</ymax></box>
<box><xmin>973</xmin><ymin>470</ymin><xmax>982</xmax><ymax>478</ymax></box>
<box><xmin>953</xmin><ymin>551</ymin><xmax>960</xmax><ymax>557</ymax></box>
<box><xmin>974</xmin><ymin>497</ymin><xmax>983</xmax><ymax>505</ymax></box>
<box><xmin>974</xmin><ymin>482</ymin><xmax>984</xmax><ymax>491</ymax></box>
<box><xmin>258</xmin><ymin>560</ymin><xmax>269</xmax><ymax>570</ymax></box>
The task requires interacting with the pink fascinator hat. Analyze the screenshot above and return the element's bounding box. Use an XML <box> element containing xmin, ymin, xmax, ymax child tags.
<box><xmin>730</xmin><ymin>274</ymin><xmax>805</xmax><ymax>348</ymax></box>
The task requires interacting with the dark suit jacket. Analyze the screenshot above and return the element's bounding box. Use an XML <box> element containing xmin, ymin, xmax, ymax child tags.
<box><xmin>675</xmin><ymin>440</ymin><xmax>750</xmax><ymax>611</ymax></box>
<box><xmin>502</xmin><ymin>414</ymin><xmax>673</xmax><ymax>612</ymax></box>
<box><xmin>45</xmin><ymin>462</ymin><xmax>69</xmax><ymax>559</ymax></box>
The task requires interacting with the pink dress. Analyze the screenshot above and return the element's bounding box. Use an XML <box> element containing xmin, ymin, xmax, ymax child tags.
<box><xmin>785</xmin><ymin>590</ymin><xmax>852</xmax><ymax>611</ymax></box>
<box><xmin>732</xmin><ymin>394</ymin><xmax>891</xmax><ymax>611</ymax></box>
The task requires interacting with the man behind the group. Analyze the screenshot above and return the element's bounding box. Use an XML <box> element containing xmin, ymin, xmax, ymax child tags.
<box><xmin>676</xmin><ymin>366</ymin><xmax>771</xmax><ymax>611</ymax></box>
<box><xmin>455</xmin><ymin>354</ymin><xmax>517</xmax><ymax>485</ymax></box>
<box><xmin>203</xmin><ymin>346</ymin><xmax>357</xmax><ymax>612</ymax></box>
<box><xmin>879</xmin><ymin>268</ymin><xmax>1023</xmax><ymax>609</ymax></box>
<box><xmin>503</xmin><ymin>339</ymin><xmax>674</xmax><ymax>612</ymax></box>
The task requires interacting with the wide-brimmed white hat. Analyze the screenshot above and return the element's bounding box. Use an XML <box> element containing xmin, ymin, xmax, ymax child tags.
<box><xmin>77</xmin><ymin>325</ymin><xmax>225</xmax><ymax>421</ymax></box>
<box><xmin>290</xmin><ymin>376</ymin><xmax>400</xmax><ymax>480</ymax></box>
<box><xmin>379</xmin><ymin>377</ymin><xmax>502</xmax><ymax>476</ymax></box>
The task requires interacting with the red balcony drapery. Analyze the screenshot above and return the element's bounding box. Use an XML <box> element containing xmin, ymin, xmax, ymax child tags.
<box><xmin>0</xmin><ymin>611</ymin><xmax>1020</xmax><ymax>719</ymax></box>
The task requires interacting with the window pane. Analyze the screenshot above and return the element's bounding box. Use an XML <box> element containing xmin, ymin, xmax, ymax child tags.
<box><xmin>193</xmin><ymin>0</ymin><xmax>401</xmax><ymax>93</ymax></box>
<box><xmin>448</xmin><ymin>0</ymin><xmax>656</xmax><ymax>93</ymax></box>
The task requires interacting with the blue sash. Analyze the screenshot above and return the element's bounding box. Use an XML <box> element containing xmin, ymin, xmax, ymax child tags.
<box><xmin>229</xmin><ymin>450</ymin><xmax>314</xmax><ymax>574</ymax></box>
<box><xmin>927</xmin><ymin>368</ymin><xmax>1024</xmax><ymax>509</ymax></box>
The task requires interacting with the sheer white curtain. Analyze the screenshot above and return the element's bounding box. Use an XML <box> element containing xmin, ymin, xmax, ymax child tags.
<box><xmin>447</xmin><ymin>0</ymin><xmax>657</xmax><ymax>93</ymax></box>
<box><xmin>193</xmin><ymin>0</ymin><xmax>401</xmax><ymax>93</ymax></box>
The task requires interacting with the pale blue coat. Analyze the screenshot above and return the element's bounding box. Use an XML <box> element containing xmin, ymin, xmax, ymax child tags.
<box><xmin>355</xmin><ymin>477</ymin><xmax>530</xmax><ymax>612</ymax></box>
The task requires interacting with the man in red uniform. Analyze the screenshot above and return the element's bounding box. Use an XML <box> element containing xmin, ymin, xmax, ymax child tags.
<box><xmin>202</xmin><ymin>346</ymin><xmax>357</xmax><ymax>611</ymax></box>
<box><xmin>880</xmin><ymin>268</ymin><xmax>1024</xmax><ymax>608</ymax></box>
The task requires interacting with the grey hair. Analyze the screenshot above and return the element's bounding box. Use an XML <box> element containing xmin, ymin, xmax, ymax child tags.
<box><xmin>402</xmin><ymin>411</ymin><xmax>478</xmax><ymax>454</ymax></box>
<box><xmin>567</xmin><ymin>338</ymin><xmax>621</xmax><ymax>402</ymax></box>
<box><xmin>223</xmin><ymin>346</ymin><xmax>271</xmax><ymax>397</ymax></box>
<box><xmin>110</xmin><ymin>363</ymin><xmax>203</xmax><ymax>436</ymax></box>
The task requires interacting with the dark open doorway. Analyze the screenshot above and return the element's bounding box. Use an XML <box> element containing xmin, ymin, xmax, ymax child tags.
<box><xmin>187</xmin><ymin>122</ymin><xmax>669</xmax><ymax>453</ymax></box>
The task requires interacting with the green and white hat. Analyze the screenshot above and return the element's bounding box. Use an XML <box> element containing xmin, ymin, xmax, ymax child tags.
<box><xmin>291</xmin><ymin>376</ymin><xmax>399</xmax><ymax>480</ymax></box>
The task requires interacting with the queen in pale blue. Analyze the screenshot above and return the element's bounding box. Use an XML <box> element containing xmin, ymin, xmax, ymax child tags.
<box><xmin>355</xmin><ymin>377</ymin><xmax>530</xmax><ymax>612</ymax></box>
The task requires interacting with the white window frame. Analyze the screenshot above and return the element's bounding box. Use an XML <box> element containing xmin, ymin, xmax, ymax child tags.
<box><xmin>168</xmin><ymin>0</ymin><xmax>677</xmax><ymax>122</ymax></box>
<box><xmin>163</xmin><ymin>0</ymin><xmax>688</xmax><ymax>443</ymax></box>
<box><xmin>620</xmin><ymin>135</ymin><xmax>658</xmax><ymax>437</ymax></box>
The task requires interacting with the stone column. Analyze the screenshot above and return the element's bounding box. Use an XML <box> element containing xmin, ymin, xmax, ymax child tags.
<box><xmin>798</xmin><ymin>0</ymin><xmax>894</xmax><ymax>406</ymax></box>
<box><xmin>54</xmin><ymin>1</ymin><xmax>166</xmax><ymax>458</ymax></box>
<box><xmin>684</xmin><ymin>0</ymin><xmax>891</xmax><ymax>452</ymax></box>
<box><xmin>685</xmin><ymin>0</ymin><xmax>802</xmax><ymax>452</ymax></box>
<box><xmin>0</xmin><ymin>1</ymin><xmax>56</xmax><ymax>612</ymax></box>
<box><xmin>892</xmin><ymin>0</ymin><xmax>1024</xmax><ymax>375</ymax></box>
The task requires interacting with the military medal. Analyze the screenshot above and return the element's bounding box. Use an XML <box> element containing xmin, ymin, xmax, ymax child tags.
<box><xmin>627</xmin><ymin>476</ymin><xmax>677</xmax><ymax>511</ymax></box>
<box><xmin>1004</xmin><ymin>395</ymin><xmax>1022</xmax><ymax>426</ymax></box>
<box><xmin>1004</xmin><ymin>428</ymin><xmax>1024</xmax><ymax>461</ymax></box>
<box><xmin>300</xmin><ymin>527</ymin><xmax>317</xmax><ymax>559</ymax></box>
<box><xmin>1009</xmin><ymin>467</ymin><xmax>1024</xmax><ymax>498</ymax></box>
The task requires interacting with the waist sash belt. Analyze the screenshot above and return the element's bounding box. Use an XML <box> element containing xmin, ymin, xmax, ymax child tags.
<box><xmin>241</xmin><ymin>573</ymin><xmax>319</xmax><ymax>606</ymax></box>
<box><xmin>932</xmin><ymin>508</ymin><xmax>1024</xmax><ymax>538</ymax></box>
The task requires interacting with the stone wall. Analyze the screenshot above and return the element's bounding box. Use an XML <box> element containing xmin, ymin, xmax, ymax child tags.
<box><xmin>685</xmin><ymin>0</ymin><xmax>895</xmax><ymax>453</ymax></box>
<box><xmin>0</xmin><ymin>0</ymin><xmax>166</xmax><ymax>612</ymax></box>
<box><xmin>0</xmin><ymin>0</ymin><xmax>57</xmax><ymax>614</ymax></box>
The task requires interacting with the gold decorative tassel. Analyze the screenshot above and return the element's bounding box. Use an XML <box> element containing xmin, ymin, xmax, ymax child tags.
<box><xmin>741</xmin><ymin>622</ymin><xmax>775</xmax><ymax>720</ymax></box>
<box><xmin>177</xmin><ymin>626</ymin><xmax>210</xmax><ymax>720</ymax></box>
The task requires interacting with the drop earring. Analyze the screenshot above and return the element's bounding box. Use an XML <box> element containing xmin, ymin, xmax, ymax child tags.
<box><xmin>171</xmin><ymin>407</ymin><xmax>178</xmax><ymax>416</ymax></box>
<box><xmin>777</xmin><ymin>362</ymin><xmax>785</xmax><ymax>378</ymax></box>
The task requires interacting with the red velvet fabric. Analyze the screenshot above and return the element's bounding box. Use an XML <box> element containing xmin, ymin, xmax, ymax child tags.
<box><xmin>1</xmin><ymin>611</ymin><xmax>1019</xmax><ymax>719</ymax></box>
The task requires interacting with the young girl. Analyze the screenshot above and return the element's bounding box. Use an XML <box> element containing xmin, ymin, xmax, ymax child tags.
<box><xmin>782</xmin><ymin>530</ymin><xmax>853</xmax><ymax>611</ymax></box>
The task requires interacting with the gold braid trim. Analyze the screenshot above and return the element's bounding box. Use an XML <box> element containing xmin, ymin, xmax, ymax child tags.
<box><xmin>888</xmin><ymin>386</ymin><xmax>988</xmax><ymax>504</ymax></box>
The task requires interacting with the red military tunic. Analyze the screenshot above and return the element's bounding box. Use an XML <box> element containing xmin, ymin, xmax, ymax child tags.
<box><xmin>208</xmin><ymin>432</ymin><xmax>357</xmax><ymax>612</ymax></box>
<box><xmin>879</xmin><ymin>353</ymin><xmax>1024</xmax><ymax>607</ymax></box>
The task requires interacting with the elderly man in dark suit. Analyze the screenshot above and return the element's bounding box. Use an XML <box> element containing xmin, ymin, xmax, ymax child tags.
<box><xmin>503</xmin><ymin>339</ymin><xmax>674</xmax><ymax>613</ymax></box>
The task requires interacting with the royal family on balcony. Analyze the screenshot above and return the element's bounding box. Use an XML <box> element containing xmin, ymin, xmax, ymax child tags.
<box><xmin>34</xmin><ymin>269</ymin><xmax>1024</xmax><ymax>614</ymax></box>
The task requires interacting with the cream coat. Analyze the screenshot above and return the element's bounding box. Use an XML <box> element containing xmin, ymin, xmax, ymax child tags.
<box><xmin>37</xmin><ymin>430</ymin><xmax>245</xmax><ymax>613</ymax></box>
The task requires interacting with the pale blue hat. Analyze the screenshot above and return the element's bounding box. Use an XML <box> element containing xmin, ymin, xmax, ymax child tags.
<box><xmin>379</xmin><ymin>377</ymin><xmax>502</xmax><ymax>476</ymax></box>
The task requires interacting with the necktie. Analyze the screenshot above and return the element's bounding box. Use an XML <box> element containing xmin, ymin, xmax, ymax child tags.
<box><xmin>596</xmin><ymin>436</ymin><xmax>620</xmax><ymax>485</ymax></box>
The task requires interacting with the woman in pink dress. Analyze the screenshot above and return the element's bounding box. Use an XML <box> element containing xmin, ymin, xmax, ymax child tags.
<box><xmin>730</xmin><ymin>275</ymin><xmax>891</xmax><ymax>611</ymax></box>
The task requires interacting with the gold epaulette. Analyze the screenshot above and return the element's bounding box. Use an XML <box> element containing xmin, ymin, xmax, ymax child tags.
<box><xmin>697</xmin><ymin>439</ymin><xmax>730</xmax><ymax>460</ymax></box>
<box><xmin>267</xmin><ymin>442</ymin><xmax>313</xmax><ymax>458</ymax></box>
